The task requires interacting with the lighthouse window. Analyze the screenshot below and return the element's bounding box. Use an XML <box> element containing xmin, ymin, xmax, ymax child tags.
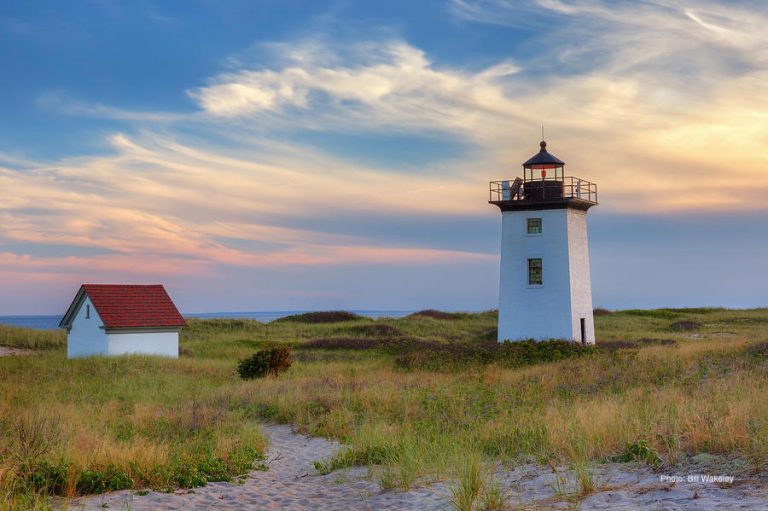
<box><xmin>528</xmin><ymin>258</ymin><xmax>543</xmax><ymax>285</ymax></box>
<box><xmin>527</xmin><ymin>218</ymin><xmax>542</xmax><ymax>234</ymax></box>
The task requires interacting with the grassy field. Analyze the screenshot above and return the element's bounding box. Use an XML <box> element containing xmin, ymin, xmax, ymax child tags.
<box><xmin>2</xmin><ymin>307</ymin><xmax>768</xmax><ymax>509</ymax></box>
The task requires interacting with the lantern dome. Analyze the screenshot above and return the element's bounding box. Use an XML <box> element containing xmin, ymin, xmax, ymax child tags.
<box><xmin>523</xmin><ymin>141</ymin><xmax>565</xmax><ymax>169</ymax></box>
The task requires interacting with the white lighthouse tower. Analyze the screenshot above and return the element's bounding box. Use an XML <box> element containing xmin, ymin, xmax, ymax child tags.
<box><xmin>490</xmin><ymin>140</ymin><xmax>598</xmax><ymax>343</ymax></box>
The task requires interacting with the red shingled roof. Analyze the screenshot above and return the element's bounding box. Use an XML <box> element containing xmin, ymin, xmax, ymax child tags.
<box><xmin>81</xmin><ymin>284</ymin><xmax>186</xmax><ymax>329</ymax></box>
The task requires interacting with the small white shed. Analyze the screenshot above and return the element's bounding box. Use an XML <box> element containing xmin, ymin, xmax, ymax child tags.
<box><xmin>60</xmin><ymin>284</ymin><xmax>186</xmax><ymax>359</ymax></box>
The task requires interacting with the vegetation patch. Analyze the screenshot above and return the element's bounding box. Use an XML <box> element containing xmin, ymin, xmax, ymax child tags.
<box><xmin>599</xmin><ymin>340</ymin><xmax>641</xmax><ymax>350</ymax></box>
<box><xmin>593</xmin><ymin>308</ymin><xmax>613</xmax><ymax>316</ymax></box>
<box><xmin>601</xmin><ymin>338</ymin><xmax>677</xmax><ymax>350</ymax></box>
<box><xmin>5</xmin><ymin>307</ymin><xmax>768</xmax><ymax>507</ymax></box>
<box><xmin>615</xmin><ymin>439</ymin><xmax>662</xmax><ymax>466</ymax></box>
<box><xmin>408</xmin><ymin>309</ymin><xmax>469</xmax><ymax>320</ymax></box>
<box><xmin>303</xmin><ymin>337</ymin><xmax>389</xmax><ymax>350</ymax></box>
<box><xmin>620</xmin><ymin>308</ymin><xmax>723</xmax><ymax>320</ymax></box>
<box><xmin>0</xmin><ymin>325</ymin><xmax>65</xmax><ymax>350</ymax></box>
<box><xmin>637</xmin><ymin>337</ymin><xmax>677</xmax><ymax>346</ymax></box>
<box><xmin>341</xmin><ymin>323</ymin><xmax>403</xmax><ymax>337</ymax></box>
<box><xmin>394</xmin><ymin>339</ymin><xmax>594</xmax><ymax>372</ymax></box>
<box><xmin>238</xmin><ymin>347</ymin><xmax>293</xmax><ymax>379</ymax></box>
<box><xmin>274</xmin><ymin>311</ymin><xmax>365</xmax><ymax>324</ymax></box>
<box><xmin>664</xmin><ymin>307</ymin><xmax>725</xmax><ymax>314</ymax></box>
<box><xmin>669</xmin><ymin>320</ymin><xmax>702</xmax><ymax>331</ymax></box>
<box><xmin>746</xmin><ymin>341</ymin><xmax>768</xmax><ymax>359</ymax></box>
<box><xmin>302</xmin><ymin>337</ymin><xmax>592</xmax><ymax>371</ymax></box>
<box><xmin>315</xmin><ymin>444</ymin><xmax>398</xmax><ymax>474</ymax></box>
<box><xmin>620</xmin><ymin>309</ymin><xmax>682</xmax><ymax>319</ymax></box>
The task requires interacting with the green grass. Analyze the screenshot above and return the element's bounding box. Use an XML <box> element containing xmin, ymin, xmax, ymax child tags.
<box><xmin>2</xmin><ymin>307</ymin><xmax>768</xmax><ymax>510</ymax></box>
<box><xmin>0</xmin><ymin>325</ymin><xmax>64</xmax><ymax>350</ymax></box>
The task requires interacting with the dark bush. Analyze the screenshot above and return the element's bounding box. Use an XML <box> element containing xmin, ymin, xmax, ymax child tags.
<box><xmin>620</xmin><ymin>308</ymin><xmax>722</xmax><ymax>319</ymax></box>
<box><xmin>171</xmin><ymin>464</ymin><xmax>208</xmax><ymax>488</ymax></box>
<box><xmin>238</xmin><ymin>347</ymin><xmax>293</xmax><ymax>379</ymax></box>
<box><xmin>669</xmin><ymin>320</ymin><xmax>702</xmax><ymax>331</ymax></box>
<box><xmin>342</xmin><ymin>323</ymin><xmax>403</xmax><ymax>337</ymax></box>
<box><xmin>268</xmin><ymin>347</ymin><xmax>293</xmax><ymax>376</ymax></box>
<box><xmin>600</xmin><ymin>338</ymin><xmax>677</xmax><ymax>351</ymax></box>
<box><xmin>665</xmin><ymin>307</ymin><xmax>724</xmax><ymax>314</ymax></box>
<box><xmin>25</xmin><ymin>460</ymin><xmax>68</xmax><ymax>495</ymax></box>
<box><xmin>476</xmin><ymin>327</ymin><xmax>498</xmax><ymax>342</ymax></box>
<box><xmin>746</xmin><ymin>341</ymin><xmax>768</xmax><ymax>358</ymax></box>
<box><xmin>620</xmin><ymin>309</ymin><xmax>681</xmax><ymax>319</ymax></box>
<box><xmin>615</xmin><ymin>439</ymin><xmax>662</xmax><ymax>466</ymax></box>
<box><xmin>238</xmin><ymin>350</ymin><xmax>271</xmax><ymax>379</ymax></box>
<box><xmin>303</xmin><ymin>337</ymin><xmax>388</xmax><ymax>350</ymax></box>
<box><xmin>637</xmin><ymin>338</ymin><xmax>677</xmax><ymax>346</ymax></box>
<box><xmin>315</xmin><ymin>444</ymin><xmax>399</xmax><ymax>474</ymax></box>
<box><xmin>599</xmin><ymin>341</ymin><xmax>639</xmax><ymax>350</ymax></box>
<box><xmin>76</xmin><ymin>465</ymin><xmax>133</xmax><ymax>494</ymax></box>
<box><xmin>274</xmin><ymin>311</ymin><xmax>364</xmax><ymax>323</ymax></box>
<box><xmin>394</xmin><ymin>339</ymin><xmax>593</xmax><ymax>372</ymax></box>
<box><xmin>408</xmin><ymin>309</ymin><xmax>468</xmax><ymax>320</ymax></box>
<box><xmin>593</xmin><ymin>307</ymin><xmax>613</xmax><ymax>316</ymax></box>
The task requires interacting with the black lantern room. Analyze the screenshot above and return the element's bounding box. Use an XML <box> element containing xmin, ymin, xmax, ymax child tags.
<box><xmin>489</xmin><ymin>140</ymin><xmax>598</xmax><ymax>207</ymax></box>
<box><xmin>521</xmin><ymin>140</ymin><xmax>565</xmax><ymax>200</ymax></box>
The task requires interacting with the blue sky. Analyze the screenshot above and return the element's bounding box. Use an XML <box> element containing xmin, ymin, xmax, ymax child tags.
<box><xmin>0</xmin><ymin>0</ymin><xmax>766</xmax><ymax>314</ymax></box>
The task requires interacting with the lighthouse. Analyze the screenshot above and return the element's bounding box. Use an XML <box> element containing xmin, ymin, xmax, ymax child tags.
<box><xmin>489</xmin><ymin>140</ymin><xmax>598</xmax><ymax>343</ymax></box>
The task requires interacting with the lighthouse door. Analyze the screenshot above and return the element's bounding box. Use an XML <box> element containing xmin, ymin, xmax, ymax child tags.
<box><xmin>580</xmin><ymin>318</ymin><xmax>586</xmax><ymax>344</ymax></box>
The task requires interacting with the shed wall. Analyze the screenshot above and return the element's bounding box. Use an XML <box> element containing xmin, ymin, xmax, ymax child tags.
<box><xmin>67</xmin><ymin>296</ymin><xmax>108</xmax><ymax>358</ymax></box>
<box><xmin>107</xmin><ymin>331</ymin><xmax>179</xmax><ymax>357</ymax></box>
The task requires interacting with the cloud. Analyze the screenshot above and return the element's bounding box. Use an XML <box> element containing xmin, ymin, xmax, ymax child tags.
<box><xmin>0</xmin><ymin>127</ymin><xmax>494</xmax><ymax>296</ymax></box>
<box><xmin>189</xmin><ymin>38</ymin><xmax>523</xmax><ymax>142</ymax></box>
<box><xmin>36</xmin><ymin>91</ymin><xmax>191</xmax><ymax>122</ymax></box>
<box><xmin>5</xmin><ymin>3</ymin><xmax>768</xmax><ymax>312</ymax></box>
<box><xmin>185</xmin><ymin>16</ymin><xmax>768</xmax><ymax>211</ymax></box>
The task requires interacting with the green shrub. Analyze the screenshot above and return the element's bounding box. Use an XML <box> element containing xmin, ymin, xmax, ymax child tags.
<box><xmin>303</xmin><ymin>337</ymin><xmax>388</xmax><ymax>350</ymax></box>
<box><xmin>616</xmin><ymin>439</ymin><xmax>662</xmax><ymax>466</ymax></box>
<box><xmin>669</xmin><ymin>320</ymin><xmax>702</xmax><ymax>331</ymax></box>
<box><xmin>394</xmin><ymin>340</ymin><xmax>593</xmax><ymax>372</ymax></box>
<box><xmin>747</xmin><ymin>341</ymin><xmax>768</xmax><ymax>359</ymax></box>
<box><xmin>408</xmin><ymin>309</ymin><xmax>469</xmax><ymax>320</ymax></box>
<box><xmin>274</xmin><ymin>311</ymin><xmax>364</xmax><ymax>323</ymax></box>
<box><xmin>620</xmin><ymin>309</ymin><xmax>681</xmax><ymax>319</ymax></box>
<box><xmin>238</xmin><ymin>347</ymin><xmax>293</xmax><ymax>379</ymax></box>
<box><xmin>76</xmin><ymin>465</ymin><xmax>133</xmax><ymax>494</ymax></box>
<box><xmin>171</xmin><ymin>464</ymin><xmax>208</xmax><ymax>488</ymax></box>
<box><xmin>25</xmin><ymin>460</ymin><xmax>68</xmax><ymax>495</ymax></box>
<box><xmin>315</xmin><ymin>444</ymin><xmax>398</xmax><ymax>474</ymax></box>
<box><xmin>342</xmin><ymin>323</ymin><xmax>403</xmax><ymax>337</ymax></box>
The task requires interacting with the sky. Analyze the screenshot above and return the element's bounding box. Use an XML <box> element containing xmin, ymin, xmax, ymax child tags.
<box><xmin>0</xmin><ymin>0</ymin><xmax>767</xmax><ymax>315</ymax></box>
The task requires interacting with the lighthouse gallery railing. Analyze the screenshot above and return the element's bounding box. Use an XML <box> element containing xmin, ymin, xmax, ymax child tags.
<box><xmin>489</xmin><ymin>176</ymin><xmax>597</xmax><ymax>204</ymax></box>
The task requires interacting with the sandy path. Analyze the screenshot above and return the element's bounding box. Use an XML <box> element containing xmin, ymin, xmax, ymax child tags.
<box><xmin>69</xmin><ymin>424</ymin><xmax>448</xmax><ymax>511</ymax></box>
<box><xmin>68</xmin><ymin>424</ymin><xmax>768</xmax><ymax>510</ymax></box>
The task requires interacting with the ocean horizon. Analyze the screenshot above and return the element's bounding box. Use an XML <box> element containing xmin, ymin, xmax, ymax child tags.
<box><xmin>0</xmin><ymin>310</ymin><xmax>426</xmax><ymax>330</ymax></box>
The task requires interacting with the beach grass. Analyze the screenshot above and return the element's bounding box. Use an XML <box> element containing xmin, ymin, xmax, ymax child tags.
<box><xmin>0</xmin><ymin>325</ymin><xmax>64</xmax><ymax>351</ymax></box>
<box><xmin>2</xmin><ymin>307</ymin><xmax>768</xmax><ymax>509</ymax></box>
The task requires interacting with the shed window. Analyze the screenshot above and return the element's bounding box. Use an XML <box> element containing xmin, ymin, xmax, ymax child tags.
<box><xmin>528</xmin><ymin>258</ymin><xmax>543</xmax><ymax>285</ymax></box>
<box><xmin>527</xmin><ymin>218</ymin><xmax>542</xmax><ymax>234</ymax></box>
<box><xmin>86</xmin><ymin>304</ymin><xmax>90</xmax><ymax>319</ymax></box>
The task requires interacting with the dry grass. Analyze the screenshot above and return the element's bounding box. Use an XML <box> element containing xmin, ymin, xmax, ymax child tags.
<box><xmin>2</xmin><ymin>307</ymin><xmax>768</xmax><ymax>509</ymax></box>
<box><xmin>0</xmin><ymin>326</ymin><xmax>64</xmax><ymax>351</ymax></box>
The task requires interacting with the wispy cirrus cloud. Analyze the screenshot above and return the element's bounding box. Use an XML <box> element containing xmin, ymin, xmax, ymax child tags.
<box><xmin>188</xmin><ymin>38</ymin><xmax>523</xmax><ymax>141</ymax></box>
<box><xmin>0</xmin><ymin>128</ymin><xmax>493</xmax><ymax>294</ymax></box>
<box><xmin>4</xmin><ymin>0</ymin><xmax>768</xmax><ymax>312</ymax></box>
<box><xmin>184</xmin><ymin>9</ymin><xmax>768</xmax><ymax>210</ymax></box>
